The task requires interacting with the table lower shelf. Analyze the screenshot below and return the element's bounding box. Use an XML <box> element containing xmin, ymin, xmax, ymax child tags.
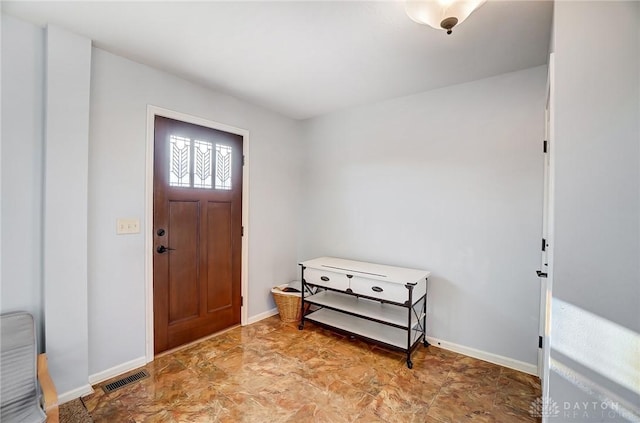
<box><xmin>305</xmin><ymin>290</ymin><xmax>424</xmax><ymax>328</ymax></box>
<box><xmin>304</xmin><ymin>308</ymin><xmax>423</xmax><ymax>350</ymax></box>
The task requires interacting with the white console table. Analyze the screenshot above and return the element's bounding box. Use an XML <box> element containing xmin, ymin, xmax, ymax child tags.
<box><xmin>298</xmin><ymin>257</ymin><xmax>431</xmax><ymax>369</ymax></box>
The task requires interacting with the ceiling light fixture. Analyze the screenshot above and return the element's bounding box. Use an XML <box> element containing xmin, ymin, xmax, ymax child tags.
<box><xmin>405</xmin><ymin>0</ymin><xmax>486</xmax><ymax>35</ymax></box>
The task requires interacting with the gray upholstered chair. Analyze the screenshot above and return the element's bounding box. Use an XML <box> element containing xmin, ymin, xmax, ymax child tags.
<box><xmin>1</xmin><ymin>312</ymin><xmax>58</xmax><ymax>422</ymax></box>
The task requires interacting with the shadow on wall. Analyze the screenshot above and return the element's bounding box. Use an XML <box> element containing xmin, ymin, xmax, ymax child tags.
<box><xmin>550</xmin><ymin>298</ymin><xmax>640</xmax><ymax>420</ymax></box>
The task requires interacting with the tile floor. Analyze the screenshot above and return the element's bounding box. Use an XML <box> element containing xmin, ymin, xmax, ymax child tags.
<box><xmin>83</xmin><ymin>316</ymin><xmax>542</xmax><ymax>422</ymax></box>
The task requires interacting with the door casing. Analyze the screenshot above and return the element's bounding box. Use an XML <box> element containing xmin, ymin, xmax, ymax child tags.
<box><xmin>539</xmin><ymin>53</ymin><xmax>555</xmax><ymax>399</ymax></box>
<box><xmin>144</xmin><ymin>105</ymin><xmax>250</xmax><ymax>362</ymax></box>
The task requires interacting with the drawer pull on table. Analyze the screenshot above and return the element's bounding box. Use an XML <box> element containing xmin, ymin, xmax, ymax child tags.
<box><xmin>371</xmin><ymin>286</ymin><xmax>384</xmax><ymax>293</ymax></box>
<box><xmin>321</xmin><ymin>276</ymin><xmax>330</xmax><ymax>282</ymax></box>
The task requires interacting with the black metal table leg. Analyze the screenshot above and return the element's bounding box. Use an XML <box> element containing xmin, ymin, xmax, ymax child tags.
<box><xmin>406</xmin><ymin>283</ymin><xmax>414</xmax><ymax>369</ymax></box>
<box><xmin>423</xmin><ymin>280</ymin><xmax>429</xmax><ymax>347</ymax></box>
<box><xmin>299</xmin><ymin>265</ymin><xmax>306</xmax><ymax>330</ymax></box>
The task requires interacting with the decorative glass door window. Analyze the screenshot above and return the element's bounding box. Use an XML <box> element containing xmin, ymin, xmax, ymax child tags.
<box><xmin>215</xmin><ymin>144</ymin><xmax>232</xmax><ymax>190</ymax></box>
<box><xmin>194</xmin><ymin>140</ymin><xmax>213</xmax><ymax>189</ymax></box>
<box><xmin>169</xmin><ymin>136</ymin><xmax>191</xmax><ymax>187</ymax></box>
<box><xmin>168</xmin><ymin>135</ymin><xmax>232</xmax><ymax>190</ymax></box>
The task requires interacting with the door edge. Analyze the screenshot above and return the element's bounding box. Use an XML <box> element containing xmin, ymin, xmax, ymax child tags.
<box><xmin>144</xmin><ymin>105</ymin><xmax>250</xmax><ymax>363</ymax></box>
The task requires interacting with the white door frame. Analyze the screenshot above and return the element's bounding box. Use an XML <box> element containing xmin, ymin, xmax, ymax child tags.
<box><xmin>539</xmin><ymin>53</ymin><xmax>555</xmax><ymax>400</ymax></box>
<box><xmin>144</xmin><ymin>105</ymin><xmax>250</xmax><ymax>362</ymax></box>
<box><xmin>538</xmin><ymin>71</ymin><xmax>550</xmax><ymax>376</ymax></box>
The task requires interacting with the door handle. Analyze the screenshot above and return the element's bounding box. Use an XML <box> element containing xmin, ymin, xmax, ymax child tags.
<box><xmin>536</xmin><ymin>270</ymin><xmax>548</xmax><ymax>278</ymax></box>
<box><xmin>157</xmin><ymin>245</ymin><xmax>176</xmax><ymax>254</ymax></box>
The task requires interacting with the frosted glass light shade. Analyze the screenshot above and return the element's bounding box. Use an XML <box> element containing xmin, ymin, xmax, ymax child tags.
<box><xmin>405</xmin><ymin>0</ymin><xmax>486</xmax><ymax>33</ymax></box>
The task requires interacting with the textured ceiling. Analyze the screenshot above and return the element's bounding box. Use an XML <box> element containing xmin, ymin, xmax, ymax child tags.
<box><xmin>2</xmin><ymin>1</ymin><xmax>553</xmax><ymax>120</ymax></box>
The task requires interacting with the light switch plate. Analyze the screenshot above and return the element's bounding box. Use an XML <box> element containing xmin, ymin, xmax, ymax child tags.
<box><xmin>117</xmin><ymin>218</ymin><xmax>140</xmax><ymax>234</ymax></box>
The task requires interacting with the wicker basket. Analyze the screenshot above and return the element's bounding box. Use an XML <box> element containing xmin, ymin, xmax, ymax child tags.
<box><xmin>271</xmin><ymin>283</ymin><xmax>308</xmax><ymax>323</ymax></box>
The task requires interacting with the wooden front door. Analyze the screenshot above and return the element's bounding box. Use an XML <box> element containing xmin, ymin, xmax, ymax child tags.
<box><xmin>153</xmin><ymin>116</ymin><xmax>242</xmax><ymax>354</ymax></box>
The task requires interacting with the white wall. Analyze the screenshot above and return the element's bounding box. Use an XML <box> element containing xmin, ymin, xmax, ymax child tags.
<box><xmin>549</xmin><ymin>2</ymin><xmax>639</xmax><ymax>420</ymax></box>
<box><xmin>44</xmin><ymin>24</ymin><xmax>92</xmax><ymax>399</ymax></box>
<box><xmin>2</xmin><ymin>16</ymin><xmax>95</xmax><ymax>398</ymax></box>
<box><xmin>553</xmin><ymin>0</ymin><xmax>639</xmax><ymax>335</ymax></box>
<box><xmin>0</xmin><ymin>14</ymin><xmax>45</xmax><ymax>346</ymax></box>
<box><xmin>1</xmin><ymin>13</ymin><xmax>301</xmax><ymax>392</ymax></box>
<box><xmin>300</xmin><ymin>66</ymin><xmax>547</xmax><ymax>367</ymax></box>
<box><xmin>88</xmin><ymin>48</ymin><xmax>302</xmax><ymax>376</ymax></box>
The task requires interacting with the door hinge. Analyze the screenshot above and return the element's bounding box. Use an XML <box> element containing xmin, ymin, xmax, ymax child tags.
<box><xmin>543</xmin><ymin>140</ymin><xmax>548</xmax><ymax>153</ymax></box>
<box><xmin>241</xmin><ymin>226</ymin><xmax>244</xmax><ymax>236</ymax></box>
<box><xmin>541</xmin><ymin>238</ymin><xmax>546</xmax><ymax>252</ymax></box>
<box><xmin>539</xmin><ymin>336</ymin><xmax>543</xmax><ymax>349</ymax></box>
<box><xmin>242</xmin><ymin>155</ymin><xmax>245</xmax><ymax>166</ymax></box>
<box><xmin>536</xmin><ymin>270</ymin><xmax>548</xmax><ymax>278</ymax></box>
<box><xmin>241</xmin><ymin>296</ymin><xmax>243</xmax><ymax>307</ymax></box>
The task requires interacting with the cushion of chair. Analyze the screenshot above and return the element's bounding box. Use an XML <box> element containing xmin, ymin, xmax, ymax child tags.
<box><xmin>1</xmin><ymin>312</ymin><xmax>46</xmax><ymax>423</ymax></box>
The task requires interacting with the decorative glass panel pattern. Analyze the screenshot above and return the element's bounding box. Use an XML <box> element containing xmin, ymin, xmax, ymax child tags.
<box><xmin>169</xmin><ymin>136</ymin><xmax>191</xmax><ymax>187</ymax></box>
<box><xmin>215</xmin><ymin>144</ymin><xmax>232</xmax><ymax>190</ymax></box>
<box><xmin>193</xmin><ymin>140</ymin><xmax>213</xmax><ymax>189</ymax></box>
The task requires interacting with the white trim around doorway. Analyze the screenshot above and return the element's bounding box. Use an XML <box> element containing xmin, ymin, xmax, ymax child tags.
<box><xmin>144</xmin><ymin>105</ymin><xmax>250</xmax><ymax>363</ymax></box>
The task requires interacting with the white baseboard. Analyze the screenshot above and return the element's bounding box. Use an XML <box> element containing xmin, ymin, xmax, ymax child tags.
<box><xmin>58</xmin><ymin>384</ymin><xmax>94</xmax><ymax>404</ymax></box>
<box><xmin>247</xmin><ymin>307</ymin><xmax>278</xmax><ymax>325</ymax></box>
<box><xmin>426</xmin><ymin>336</ymin><xmax>538</xmax><ymax>376</ymax></box>
<box><xmin>88</xmin><ymin>356</ymin><xmax>147</xmax><ymax>385</ymax></box>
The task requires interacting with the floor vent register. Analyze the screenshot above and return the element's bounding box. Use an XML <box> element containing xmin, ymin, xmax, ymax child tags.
<box><xmin>102</xmin><ymin>369</ymin><xmax>150</xmax><ymax>393</ymax></box>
